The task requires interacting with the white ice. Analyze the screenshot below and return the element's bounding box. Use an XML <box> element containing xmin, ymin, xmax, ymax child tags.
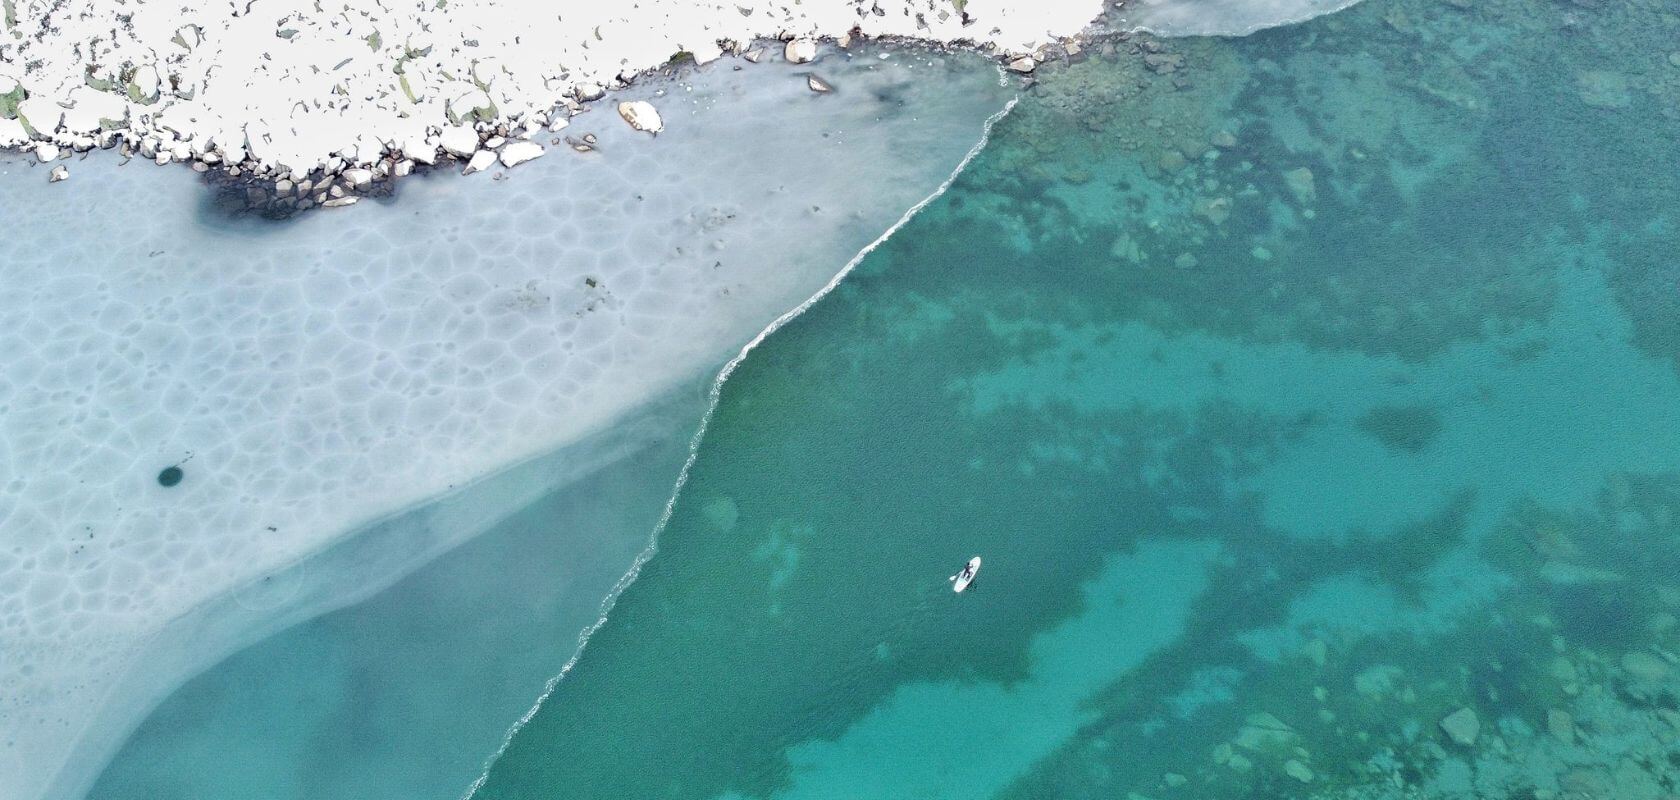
<box><xmin>0</xmin><ymin>48</ymin><xmax>1012</xmax><ymax>800</ymax></box>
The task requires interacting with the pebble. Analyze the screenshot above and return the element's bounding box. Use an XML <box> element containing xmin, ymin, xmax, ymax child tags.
<box><xmin>784</xmin><ymin>38</ymin><xmax>817</xmax><ymax>64</ymax></box>
<box><xmin>1440</xmin><ymin>707</ymin><xmax>1480</xmax><ymax>747</ymax></box>
<box><xmin>617</xmin><ymin>100</ymin><xmax>664</xmax><ymax>133</ymax></box>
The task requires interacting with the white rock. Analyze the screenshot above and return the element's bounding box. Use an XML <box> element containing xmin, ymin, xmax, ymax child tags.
<box><xmin>343</xmin><ymin>167</ymin><xmax>375</xmax><ymax>188</ymax></box>
<box><xmin>463</xmin><ymin>149</ymin><xmax>497</xmax><ymax>175</ymax></box>
<box><xmin>744</xmin><ymin>47</ymin><xmax>765</xmax><ymax>63</ymax></box>
<box><xmin>394</xmin><ymin>159</ymin><xmax>414</xmax><ymax>177</ymax></box>
<box><xmin>439</xmin><ymin>125</ymin><xmax>479</xmax><ymax>159</ymax></box>
<box><xmin>807</xmin><ymin>75</ymin><xmax>832</xmax><ymax>93</ymax></box>
<box><xmin>1008</xmin><ymin>56</ymin><xmax>1037</xmax><ymax>73</ymax></box>
<box><xmin>321</xmin><ymin>196</ymin><xmax>359</xmax><ymax>208</ymax></box>
<box><xmin>616</xmin><ymin>101</ymin><xmax>663</xmax><ymax>133</ymax></box>
<box><xmin>401</xmin><ymin>136</ymin><xmax>437</xmax><ymax>165</ymax></box>
<box><xmin>1440</xmin><ymin>707</ymin><xmax>1480</xmax><ymax>747</ymax></box>
<box><xmin>548</xmin><ymin>117</ymin><xmax>571</xmax><ymax>132</ymax></box>
<box><xmin>47</xmin><ymin>165</ymin><xmax>69</xmax><ymax>183</ymax></box>
<box><xmin>499</xmin><ymin>140</ymin><xmax>544</xmax><ymax>167</ymax></box>
<box><xmin>34</xmin><ymin>143</ymin><xmax>62</xmax><ymax>163</ymax></box>
<box><xmin>785</xmin><ymin>38</ymin><xmax>818</xmax><ymax>64</ymax></box>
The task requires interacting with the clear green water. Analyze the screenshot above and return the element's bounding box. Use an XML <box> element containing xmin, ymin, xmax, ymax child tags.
<box><xmin>472</xmin><ymin>1</ymin><xmax>1680</xmax><ymax>798</ymax></box>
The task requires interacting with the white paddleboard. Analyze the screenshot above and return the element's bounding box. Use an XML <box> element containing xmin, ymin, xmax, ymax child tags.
<box><xmin>950</xmin><ymin>556</ymin><xmax>981</xmax><ymax>593</ymax></box>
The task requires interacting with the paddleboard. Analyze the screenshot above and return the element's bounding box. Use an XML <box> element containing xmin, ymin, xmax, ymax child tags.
<box><xmin>949</xmin><ymin>556</ymin><xmax>981</xmax><ymax>593</ymax></box>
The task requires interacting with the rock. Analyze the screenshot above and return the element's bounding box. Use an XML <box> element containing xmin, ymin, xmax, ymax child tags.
<box><xmin>394</xmin><ymin>159</ymin><xmax>414</xmax><ymax>177</ymax></box>
<box><xmin>1163</xmin><ymin>773</ymin><xmax>1187</xmax><ymax>787</ymax></box>
<box><xmin>1669</xmin><ymin>53</ymin><xmax>1680</xmax><ymax>69</ymax></box>
<box><xmin>548</xmin><ymin>117</ymin><xmax>571</xmax><ymax>132</ymax></box>
<box><xmin>321</xmin><ymin>196</ymin><xmax>359</xmax><ymax>208</ymax></box>
<box><xmin>1235</xmin><ymin>712</ymin><xmax>1296</xmax><ymax>751</ymax></box>
<box><xmin>440</xmin><ymin>125</ymin><xmax>479</xmax><ymax>158</ymax></box>
<box><xmin>47</xmin><ymin>165</ymin><xmax>69</xmax><ymax>183</ymax></box>
<box><xmin>402</xmin><ymin>136</ymin><xmax>436</xmax><ymax>165</ymax></box>
<box><xmin>1211</xmin><ymin>742</ymin><xmax>1233</xmax><ymax>764</ymax></box>
<box><xmin>1284</xmin><ymin>167</ymin><xmax>1317</xmax><ymax>205</ymax></box>
<box><xmin>784</xmin><ymin>39</ymin><xmax>817</xmax><ymax>64</ymax></box>
<box><xmin>463</xmin><ymin>149</ymin><xmax>497</xmax><ymax>175</ymax></box>
<box><xmin>1549</xmin><ymin>656</ymin><xmax>1579</xmax><ymax>682</ymax></box>
<box><xmin>1440</xmin><ymin>707</ymin><xmax>1480</xmax><ymax>747</ymax></box>
<box><xmin>35</xmin><ymin>143</ymin><xmax>61</xmax><ymax>163</ymax></box>
<box><xmin>1621</xmin><ymin>651</ymin><xmax>1671</xmax><ymax>681</ymax></box>
<box><xmin>499</xmin><ymin>141</ymin><xmax>544</xmax><ymax>167</ymax></box>
<box><xmin>1547</xmin><ymin>709</ymin><xmax>1575</xmax><ymax>743</ymax></box>
<box><xmin>275</xmin><ymin>179</ymin><xmax>294</xmax><ymax>195</ymax></box>
<box><xmin>1284</xmin><ymin>759</ymin><xmax>1315</xmax><ymax>783</ymax></box>
<box><xmin>1576</xmin><ymin>70</ymin><xmax>1631</xmax><ymax>109</ymax></box>
<box><xmin>744</xmin><ymin>47</ymin><xmax>765</xmax><ymax>63</ymax></box>
<box><xmin>1008</xmin><ymin>56</ymin><xmax>1037</xmax><ymax>74</ymax></box>
<box><xmin>343</xmin><ymin>168</ymin><xmax>374</xmax><ymax>188</ymax></box>
<box><xmin>1211</xmin><ymin>130</ymin><xmax>1237</xmax><ymax>148</ymax></box>
<box><xmin>807</xmin><ymin>75</ymin><xmax>833</xmax><ymax>93</ymax></box>
<box><xmin>617</xmin><ymin>101</ymin><xmax>664</xmax><ymax>133</ymax></box>
<box><xmin>1303</xmin><ymin>639</ymin><xmax>1328</xmax><ymax>667</ymax></box>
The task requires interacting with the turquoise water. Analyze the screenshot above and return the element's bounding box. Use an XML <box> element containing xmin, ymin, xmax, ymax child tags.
<box><xmin>468</xmin><ymin>1</ymin><xmax>1680</xmax><ymax>799</ymax></box>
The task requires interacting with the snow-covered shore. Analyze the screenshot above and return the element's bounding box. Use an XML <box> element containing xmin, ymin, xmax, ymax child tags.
<box><xmin>0</xmin><ymin>0</ymin><xmax>1099</xmax><ymax>177</ymax></box>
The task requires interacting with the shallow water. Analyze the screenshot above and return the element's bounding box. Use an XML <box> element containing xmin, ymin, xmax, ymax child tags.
<box><xmin>470</xmin><ymin>1</ymin><xmax>1680</xmax><ymax>798</ymax></box>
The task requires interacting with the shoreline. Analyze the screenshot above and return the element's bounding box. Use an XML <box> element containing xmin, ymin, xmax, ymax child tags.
<box><xmin>0</xmin><ymin>0</ymin><xmax>1105</xmax><ymax>186</ymax></box>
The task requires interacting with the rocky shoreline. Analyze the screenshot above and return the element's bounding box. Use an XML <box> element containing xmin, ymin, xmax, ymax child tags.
<box><xmin>10</xmin><ymin>32</ymin><xmax>1074</xmax><ymax>216</ymax></box>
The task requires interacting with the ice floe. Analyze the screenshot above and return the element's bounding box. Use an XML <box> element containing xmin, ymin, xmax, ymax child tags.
<box><xmin>0</xmin><ymin>48</ymin><xmax>1012</xmax><ymax>800</ymax></box>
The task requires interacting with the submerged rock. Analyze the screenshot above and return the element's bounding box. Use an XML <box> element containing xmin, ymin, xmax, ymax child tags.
<box><xmin>617</xmin><ymin>100</ymin><xmax>664</xmax><ymax>133</ymax></box>
<box><xmin>1440</xmin><ymin>707</ymin><xmax>1480</xmax><ymax>746</ymax></box>
<box><xmin>47</xmin><ymin>164</ymin><xmax>68</xmax><ymax>183</ymax></box>
<box><xmin>1284</xmin><ymin>759</ymin><xmax>1314</xmax><ymax>783</ymax></box>
<box><xmin>1621</xmin><ymin>651</ymin><xmax>1671</xmax><ymax>681</ymax></box>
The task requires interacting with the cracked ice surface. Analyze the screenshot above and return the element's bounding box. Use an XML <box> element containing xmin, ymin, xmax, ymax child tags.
<box><xmin>0</xmin><ymin>49</ymin><xmax>1012</xmax><ymax>800</ymax></box>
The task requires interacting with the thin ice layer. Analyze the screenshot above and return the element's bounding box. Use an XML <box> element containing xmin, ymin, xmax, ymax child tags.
<box><xmin>1119</xmin><ymin>0</ymin><xmax>1364</xmax><ymax>36</ymax></box>
<box><xmin>0</xmin><ymin>48</ymin><xmax>1012</xmax><ymax>800</ymax></box>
